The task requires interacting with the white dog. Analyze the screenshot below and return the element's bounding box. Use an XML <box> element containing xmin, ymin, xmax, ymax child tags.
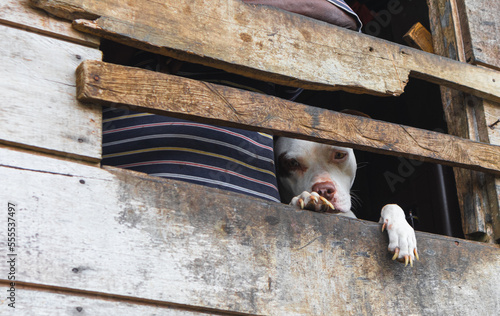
<box><xmin>275</xmin><ymin>137</ymin><xmax>419</xmax><ymax>266</ymax></box>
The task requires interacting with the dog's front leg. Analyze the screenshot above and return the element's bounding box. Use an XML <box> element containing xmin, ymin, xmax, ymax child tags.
<box><xmin>380</xmin><ymin>204</ymin><xmax>419</xmax><ymax>267</ymax></box>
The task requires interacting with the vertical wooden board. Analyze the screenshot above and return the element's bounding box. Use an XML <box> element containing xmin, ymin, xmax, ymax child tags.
<box><xmin>485</xmin><ymin>101</ymin><xmax>500</xmax><ymax>145</ymax></box>
<box><xmin>0</xmin><ymin>285</ymin><xmax>216</xmax><ymax>316</ymax></box>
<box><xmin>0</xmin><ymin>0</ymin><xmax>99</xmax><ymax>47</ymax></box>
<box><xmin>484</xmin><ymin>100</ymin><xmax>500</xmax><ymax>241</ymax></box>
<box><xmin>0</xmin><ymin>24</ymin><xmax>102</xmax><ymax>162</ymax></box>
<box><xmin>457</xmin><ymin>0</ymin><xmax>500</xmax><ymax>69</ymax></box>
<box><xmin>427</xmin><ymin>0</ymin><xmax>460</xmax><ymax>59</ymax></box>
<box><xmin>0</xmin><ymin>147</ymin><xmax>499</xmax><ymax>315</ymax></box>
<box><xmin>428</xmin><ymin>0</ymin><xmax>500</xmax><ymax>242</ymax></box>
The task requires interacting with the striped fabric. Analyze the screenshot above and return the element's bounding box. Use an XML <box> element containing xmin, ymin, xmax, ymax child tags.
<box><xmin>102</xmin><ymin>1</ymin><xmax>360</xmax><ymax>202</ymax></box>
<box><xmin>327</xmin><ymin>0</ymin><xmax>363</xmax><ymax>30</ymax></box>
<box><xmin>102</xmin><ymin>61</ymin><xmax>291</xmax><ymax>202</ymax></box>
<box><xmin>103</xmin><ymin>111</ymin><xmax>281</xmax><ymax>201</ymax></box>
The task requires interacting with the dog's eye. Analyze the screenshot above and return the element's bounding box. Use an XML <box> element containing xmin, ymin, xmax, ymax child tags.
<box><xmin>284</xmin><ymin>158</ymin><xmax>301</xmax><ymax>170</ymax></box>
<box><xmin>334</xmin><ymin>152</ymin><xmax>347</xmax><ymax>160</ymax></box>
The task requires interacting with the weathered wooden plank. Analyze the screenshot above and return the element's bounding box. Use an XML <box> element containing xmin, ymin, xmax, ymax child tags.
<box><xmin>427</xmin><ymin>0</ymin><xmax>461</xmax><ymax>60</ymax></box>
<box><xmin>0</xmin><ymin>284</ymin><xmax>217</xmax><ymax>315</ymax></box>
<box><xmin>485</xmin><ymin>102</ymin><xmax>500</xmax><ymax>145</ymax></box>
<box><xmin>0</xmin><ymin>146</ymin><xmax>499</xmax><ymax>315</ymax></box>
<box><xmin>0</xmin><ymin>0</ymin><xmax>99</xmax><ymax>47</ymax></box>
<box><xmin>77</xmin><ymin>60</ymin><xmax>500</xmax><ymax>176</ymax></box>
<box><xmin>483</xmin><ymin>100</ymin><xmax>500</xmax><ymax>242</ymax></box>
<box><xmin>428</xmin><ymin>0</ymin><xmax>488</xmax><ymax>240</ymax></box>
<box><xmin>0</xmin><ymin>24</ymin><xmax>102</xmax><ymax>162</ymax></box>
<box><xmin>456</xmin><ymin>0</ymin><xmax>500</xmax><ymax>70</ymax></box>
<box><xmin>31</xmin><ymin>0</ymin><xmax>500</xmax><ymax>103</ymax></box>
<box><xmin>428</xmin><ymin>0</ymin><xmax>500</xmax><ymax>243</ymax></box>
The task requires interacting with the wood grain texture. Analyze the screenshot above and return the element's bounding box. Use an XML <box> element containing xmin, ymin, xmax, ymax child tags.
<box><xmin>403</xmin><ymin>22</ymin><xmax>434</xmax><ymax>53</ymax></box>
<box><xmin>457</xmin><ymin>0</ymin><xmax>500</xmax><ymax>70</ymax></box>
<box><xmin>0</xmin><ymin>0</ymin><xmax>99</xmax><ymax>47</ymax></box>
<box><xmin>77</xmin><ymin>60</ymin><xmax>500</xmax><ymax>176</ymax></box>
<box><xmin>428</xmin><ymin>0</ymin><xmax>500</xmax><ymax>242</ymax></box>
<box><xmin>483</xmin><ymin>100</ymin><xmax>500</xmax><ymax>242</ymax></box>
<box><xmin>31</xmin><ymin>0</ymin><xmax>500</xmax><ymax>102</ymax></box>
<box><xmin>0</xmin><ymin>284</ymin><xmax>214</xmax><ymax>316</ymax></box>
<box><xmin>0</xmin><ymin>147</ymin><xmax>499</xmax><ymax>315</ymax></box>
<box><xmin>485</xmin><ymin>101</ymin><xmax>500</xmax><ymax>145</ymax></box>
<box><xmin>0</xmin><ymin>24</ymin><xmax>102</xmax><ymax>162</ymax></box>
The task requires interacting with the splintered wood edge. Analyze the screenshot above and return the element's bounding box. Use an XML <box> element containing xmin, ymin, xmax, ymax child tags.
<box><xmin>31</xmin><ymin>0</ymin><xmax>101</xmax><ymax>21</ymax></box>
<box><xmin>403</xmin><ymin>22</ymin><xmax>434</xmax><ymax>53</ymax></box>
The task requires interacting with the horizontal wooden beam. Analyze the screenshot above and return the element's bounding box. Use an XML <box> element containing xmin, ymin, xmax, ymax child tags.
<box><xmin>1</xmin><ymin>146</ymin><xmax>499</xmax><ymax>315</ymax></box>
<box><xmin>77</xmin><ymin>60</ymin><xmax>500</xmax><ymax>176</ymax></box>
<box><xmin>32</xmin><ymin>0</ymin><xmax>500</xmax><ymax>102</ymax></box>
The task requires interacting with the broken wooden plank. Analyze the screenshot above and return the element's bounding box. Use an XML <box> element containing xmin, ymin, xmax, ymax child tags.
<box><xmin>403</xmin><ymin>22</ymin><xmax>434</xmax><ymax>53</ymax></box>
<box><xmin>1</xmin><ymin>146</ymin><xmax>499</xmax><ymax>315</ymax></box>
<box><xmin>456</xmin><ymin>0</ymin><xmax>500</xmax><ymax>70</ymax></box>
<box><xmin>31</xmin><ymin>0</ymin><xmax>500</xmax><ymax>102</ymax></box>
<box><xmin>0</xmin><ymin>0</ymin><xmax>99</xmax><ymax>47</ymax></box>
<box><xmin>0</xmin><ymin>24</ymin><xmax>102</xmax><ymax>162</ymax></box>
<box><xmin>76</xmin><ymin>60</ymin><xmax>500</xmax><ymax>176</ymax></box>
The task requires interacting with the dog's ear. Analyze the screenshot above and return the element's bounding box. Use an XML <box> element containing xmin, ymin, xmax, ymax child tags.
<box><xmin>340</xmin><ymin>109</ymin><xmax>371</xmax><ymax>119</ymax></box>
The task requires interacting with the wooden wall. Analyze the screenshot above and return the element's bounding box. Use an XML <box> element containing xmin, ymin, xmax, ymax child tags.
<box><xmin>428</xmin><ymin>0</ymin><xmax>500</xmax><ymax>242</ymax></box>
<box><xmin>0</xmin><ymin>0</ymin><xmax>102</xmax><ymax>162</ymax></box>
<box><xmin>1</xmin><ymin>146</ymin><xmax>499</xmax><ymax>315</ymax></box>
<box><xmin>0</xmin><ymin>0</ymin><xmax>499</xmax><ymax>314</ymax></box>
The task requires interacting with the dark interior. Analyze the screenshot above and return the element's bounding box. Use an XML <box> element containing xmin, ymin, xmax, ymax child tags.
<box><xmin>100</xmin><ymin>0</ymin><xmax>464</xmax><ymax>238</ymax></box>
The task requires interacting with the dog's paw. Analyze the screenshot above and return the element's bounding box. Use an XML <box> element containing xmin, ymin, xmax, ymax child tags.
<box><xmin>380</xmin><ymin>204</ymin><xmax>419</xmax><ymax>267</ymax></box>
<box><xmin>290</xmin><ymin>191</ymin><xmax>337</xmax><ymax>213</ymax></box>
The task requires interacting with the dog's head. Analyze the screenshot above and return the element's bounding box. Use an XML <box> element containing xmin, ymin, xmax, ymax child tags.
<box><xmin>275</xmin><ymin>137</ymin><xmax>357</xmax><ymax>214</ymax></box>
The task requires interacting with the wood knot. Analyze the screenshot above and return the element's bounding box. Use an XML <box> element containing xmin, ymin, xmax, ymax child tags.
<box><xmin>239</xmin><ymin>33</ymin><xmax>252</xmax><ymax>43</ymax></box>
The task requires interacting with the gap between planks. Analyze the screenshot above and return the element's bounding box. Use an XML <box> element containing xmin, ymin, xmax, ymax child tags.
<box><xmin>0</xmin><ymin>280</ymin><xmax>260</xmax><ymax>316</ymax></box>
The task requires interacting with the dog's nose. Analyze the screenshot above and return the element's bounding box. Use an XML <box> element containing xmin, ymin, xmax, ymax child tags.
<box><xmin>312</xmin><ymin>182</ymin><xmax>336</xmax><ymax>201</ymax></box>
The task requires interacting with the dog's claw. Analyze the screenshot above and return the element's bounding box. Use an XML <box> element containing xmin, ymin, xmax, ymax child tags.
<box><xmin>319</xmin><ymin>196</ymin><xmax>335</xmax><ymax>212</ymax></box>
<box><xmin>298</xmin><ymin>198</ymin><xmax>305</xmax><ymax>209</ymax></box>
<box><xmin>414</xmin><ymin>248</ymin><xmax>419</xmax><ymax>261</ymax></box>
<box><xmin>392</xmin><ymin>248</ymin><xmax>400</xmax><ymax>260</ymax></box>
<box><xmin>381</xmin><ymin>222</ymin><xmax>387</xmax><ymax>232</ymax></box>
<box><xmin>290</xmin><ymin>191</ymin><xmax>338</xmax><ymax>214</ymax></box>
<box><xmin>404</xmin><ymin>255</ymin><xmax>409</xmax><ymax>267</ymax></box>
